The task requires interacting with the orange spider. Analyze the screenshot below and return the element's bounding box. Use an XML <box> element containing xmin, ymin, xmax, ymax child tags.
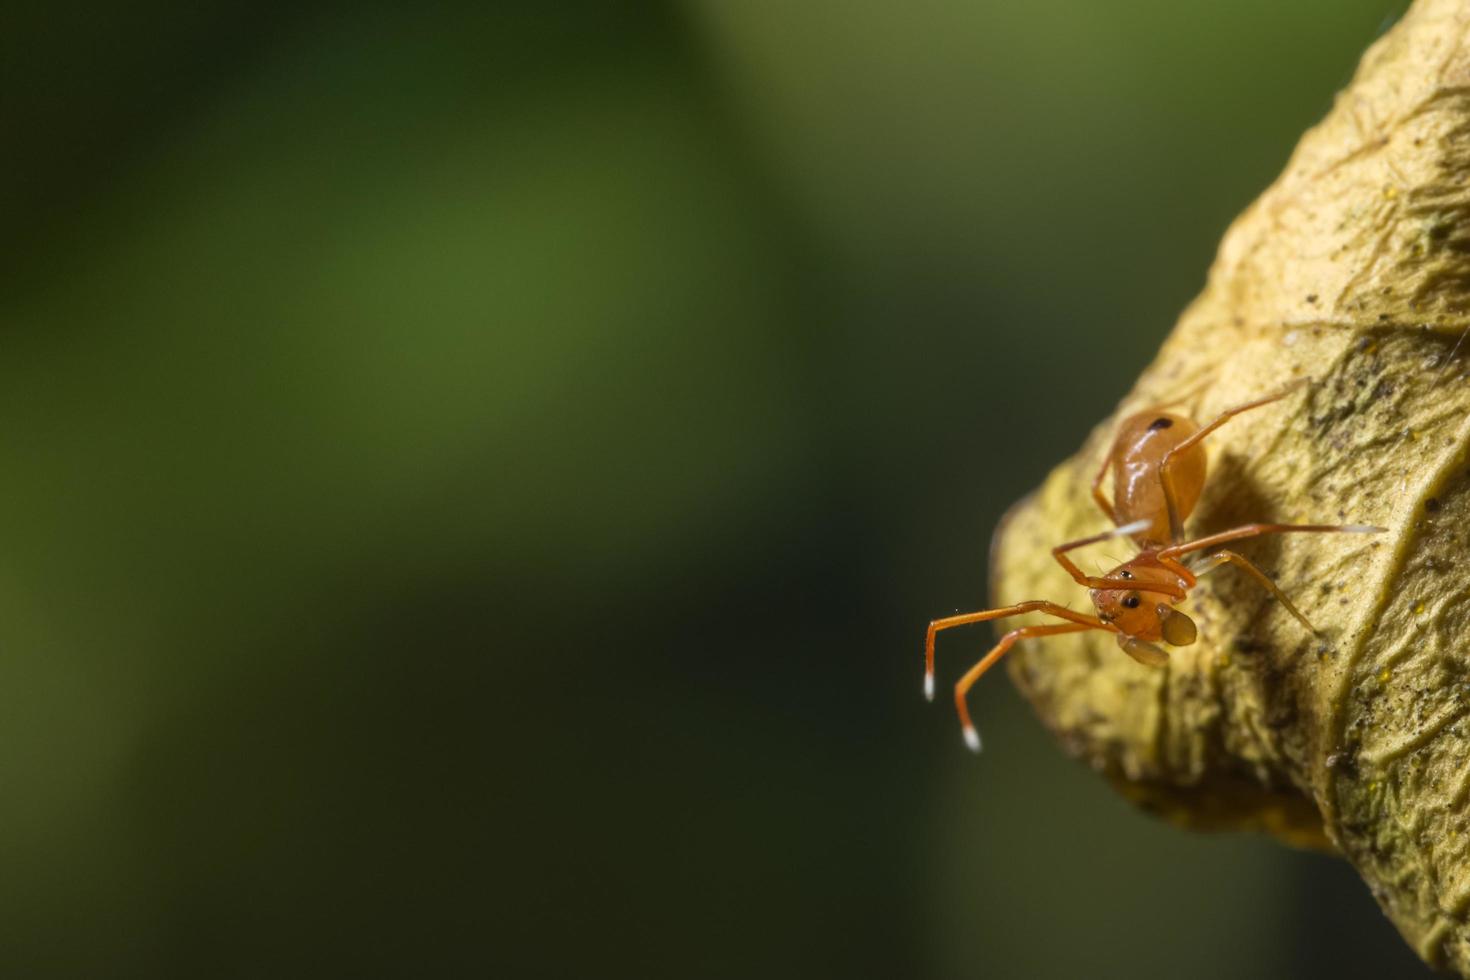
<box><xmin>925</xmin><ymin>381</ymin><xmax>1382</xmax><ymax>751</ymax></box>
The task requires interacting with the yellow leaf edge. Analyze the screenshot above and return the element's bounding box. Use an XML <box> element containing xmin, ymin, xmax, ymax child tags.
<box><xmin>989</xmin><ymin>0</ymin><xmax>1470</xmax><ymax>971</ymax></box>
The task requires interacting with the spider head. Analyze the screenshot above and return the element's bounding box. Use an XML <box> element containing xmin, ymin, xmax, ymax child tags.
<box><xmin>1089</xmin><ymin>557</ymin><xmax>1196</xmax><ymax>646</ymax></box>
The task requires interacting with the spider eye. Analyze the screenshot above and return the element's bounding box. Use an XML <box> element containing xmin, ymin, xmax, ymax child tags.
<box><xmin>1149</xmin><ymin>417</ymin><xmax>1173</xmax><ymax>430</ymax></box>
<box><xmin>1120</xmin><ymin>569</ymin><xmax>1133</xmax><ymax>579</ymax></box>
<box><xmin>1122</xmin><ymin>594</ymin><xmax>1141</xmax><ymax>609</ymax></box>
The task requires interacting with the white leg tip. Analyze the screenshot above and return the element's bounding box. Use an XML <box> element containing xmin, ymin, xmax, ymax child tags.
<box><xmin>1343</xmin><ymin>524</ymin><xmax>1386</xmax><ymax>533</ymax></box>
<box><xmin>963</xmin><ymin>726</ymin><xmax>982</xmax><ymax>753</ymax></box>
<box><xmin>1113</xmin><ymin>518</ymin><xmax>1153</xmax><ymax>539</ymax></box>
<box><xmin>924</xmin><ymin>673</ymin><xmax>934</xmax><ymax>702</ymax></box>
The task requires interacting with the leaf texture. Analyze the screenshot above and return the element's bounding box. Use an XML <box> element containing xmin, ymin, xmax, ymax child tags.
<box><xmin>990</xmin><ymin>1</ymin><xmax>1470</xmax><ymax>971</ymax></box>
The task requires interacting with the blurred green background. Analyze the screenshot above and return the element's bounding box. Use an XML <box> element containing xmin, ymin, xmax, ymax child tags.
<box><xmin>0</xmin><ymin>1</ymin><xmax>1432</xmax><ymax>977</ymax></box>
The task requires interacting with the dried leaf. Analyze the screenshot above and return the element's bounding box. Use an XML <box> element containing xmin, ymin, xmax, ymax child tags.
<box><xmin>990</xmin><ymin>0</ymin><xmax>1470</xmax><ymax>972</ymax></box>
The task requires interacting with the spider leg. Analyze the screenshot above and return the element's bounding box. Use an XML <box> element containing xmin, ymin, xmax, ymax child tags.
<box><xmin>1159</xmin><ymin>379</ymin><xmax>1308</xmax><ymax>543</ymax></box>
<box><xmin>954</xmin><ymin>621</ymin><xmax>1102</xmax><ymax>752</ymax></box>
<box><xmin>1195</xmin><ymin>548</ymin><xmax>1317</xmax><ymax>634</ymax></box>
<box><xmin>925</xmin><ymin>601</ymin><xmax>1112</xmax><ymax>700</ymax></box>
<box><xmin>1051</xmin><ymin>520</ymin><xmax>1187</xmax><ymax>598</ymax></box>
<box><xmin>1091</xmin><ymin>451</ymin><xmax>1117</xmax><ymax>525</ymax></box>
<box><xmin>1158</xmin><ymin>522</ymin><xmax>1383</xmax><ymax>561</ymax></box>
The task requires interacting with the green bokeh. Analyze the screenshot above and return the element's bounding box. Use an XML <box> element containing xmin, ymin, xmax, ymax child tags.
<box><xmin>0</xmin><ymin>2</ymin><xmax>1428</xmax><ymax>977</ymax></box>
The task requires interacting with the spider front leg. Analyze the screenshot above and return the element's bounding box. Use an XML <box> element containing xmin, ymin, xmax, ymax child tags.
<box><xmin>954</xmin><ymin>621</ymin><xmax>1104</xmax><ymax>752</ymax></box>
<box><xmin>925</xmin><ymin>600</ymin><xmax>1110</xmax><ymax>701</ymax></box>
